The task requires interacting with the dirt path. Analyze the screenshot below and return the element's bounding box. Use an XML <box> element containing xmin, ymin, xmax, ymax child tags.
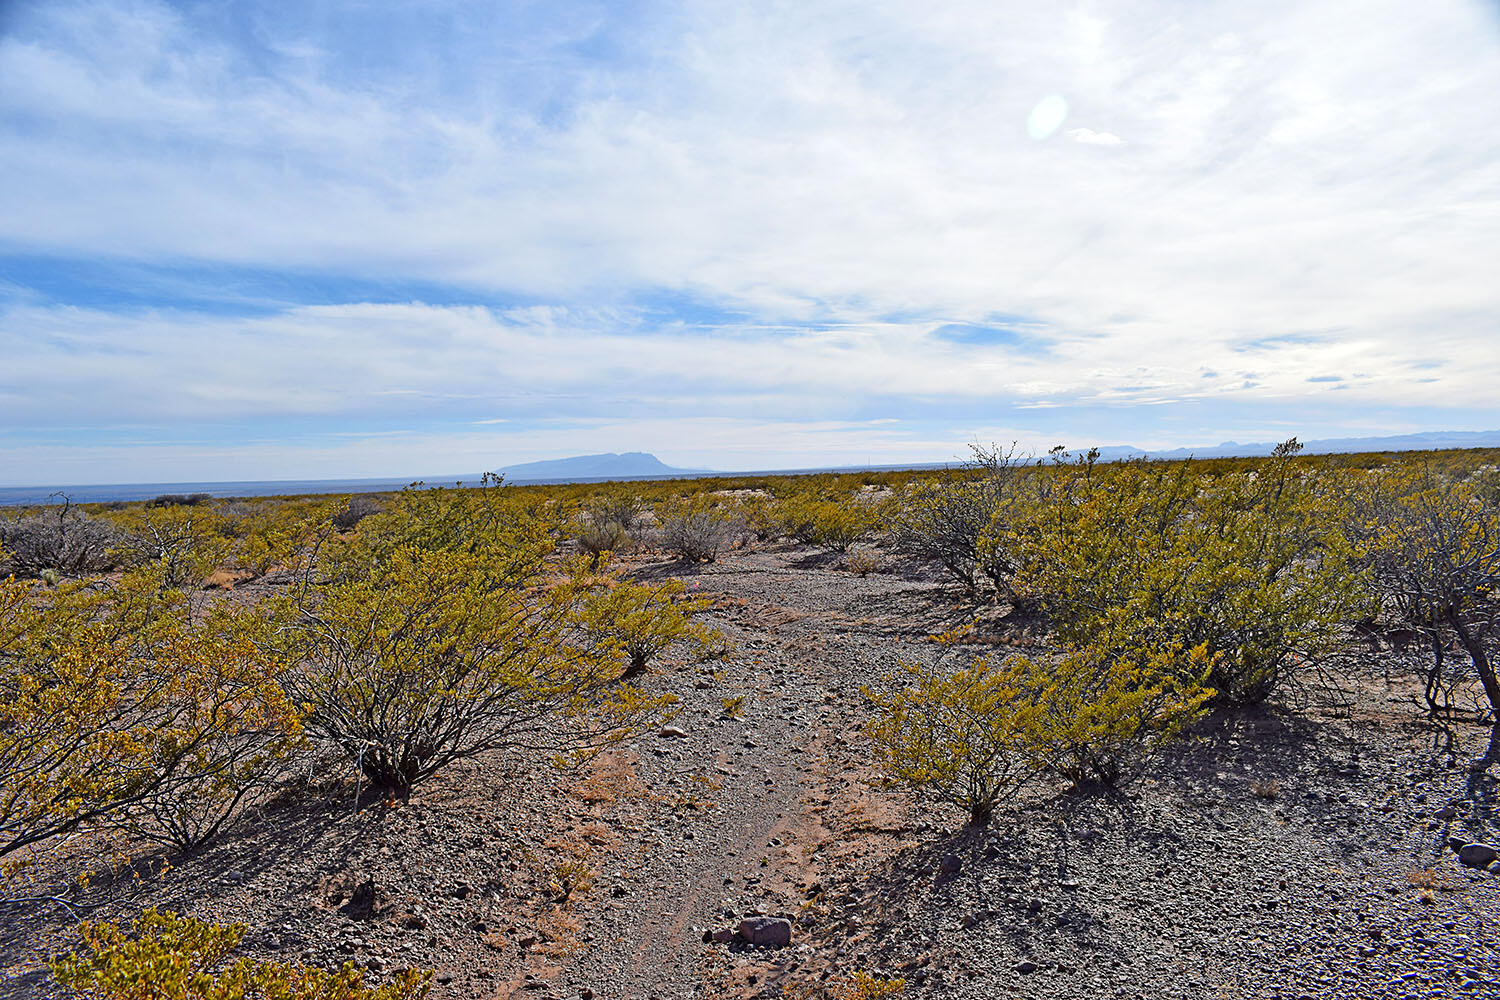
<box><xmin>553</xmin><ymin>546</ymin><xmax>950</xmax><ymax>1000</ymax></box>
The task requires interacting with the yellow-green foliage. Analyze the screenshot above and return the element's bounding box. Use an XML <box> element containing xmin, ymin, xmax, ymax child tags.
<box><xmin>320</xmin><ymin>475</ymin><xmax>554</xmax><ymax>586</ymax></box>
<box><xmin>271</xmin><ymin>484</ymin><xmax>675</xmax><ymax>793</ymax></box>
<box><xmin>0</xmin><ymin>571</ymin><xmax>302</xmax><ymax>859</ymax></box>
<box><xmin>865</xmin><ymin>656</ymin><xmax>1039</xmax><ymax>826</ymax></box>
<box><xmin>226</xmin><ymin>499</ymin><xmax>330</xmax><ymax>579</ymax></box>
<box><xmin>51</xmin><ymin>908</ymin><xmax>430</xmax><ymax>1000</ymax></box>
<box><xmin>124</xmin><ymin>604</ymin><xmax>303</xmax><ymax>851</ymax></box>
<box><xmin>866</xmin><ymin>635</ymin><xmax>1212</xmax><ymax>823</ymax></box>
<box><xmin>577</xmin><ymin>567</ymin><xmax>725</xmax><ymax>678</ymax></box>
<box><xmin>1013</xmin><ymin>641</ymin><xmax>1215</xmax><ymax>785</ymax></box>
<box><xmin>770</xmin><ymin>492</ymin><xmax>877</xmax><ymax>552</ymax></box>
<box><xmin>785</xmin><ymin>972</ymin><xmax>906</xmax><ymax>1000</ymax></box>
<box><xmin>1006</xmin><ymin>441</ymin><xmax>1366</xmax><ymax>703</ymax></box>
<box><xmin>109</xmin><ymin>503</ymin><xmax>234</xmax><ymax>587</ymax></box>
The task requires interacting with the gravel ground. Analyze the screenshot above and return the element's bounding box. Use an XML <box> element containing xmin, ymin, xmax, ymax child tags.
<box><xmin>3</xmin><ymin>543</ymin><xmax>1497</xmax><ymax>999</ymax></box>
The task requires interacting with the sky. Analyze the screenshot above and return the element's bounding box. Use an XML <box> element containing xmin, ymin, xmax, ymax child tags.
<box><xmin>2</xmin><ymin>0</ymin><xmax>1499</xmax><ymax>485</ymax></box>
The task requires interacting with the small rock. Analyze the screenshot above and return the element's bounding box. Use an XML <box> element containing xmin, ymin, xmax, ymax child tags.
<box><xmin>939</xmin><ymin>854</ymin><xmax>963</xmax><ymax>875</ymax></box>
<box><xmin>1016</xmin><ymin>961</ymin><xmax>1038</xmax><ymax>974</ymax></box>
<box><xmin>737</xmin><ymin>916</ymin><xmax>792</xmax><ymax>948</ymax></box>
<box><xmin>659</xmin><ymin>725</ymin><xmax>690</xmax><ymax>738</ymax></box>
<box><xmin>712</xmin><ymin>928</ymin><xmax>735</xmax><ymax>944</ymax></box>
<box><xmin>1458</xmin><ymin>843</ymin><xmax>1498</xmax><ymax>867</ymax></box>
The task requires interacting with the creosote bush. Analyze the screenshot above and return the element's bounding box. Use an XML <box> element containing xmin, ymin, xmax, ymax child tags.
<box><xmin>866</xmin><ymin>633</ymin><xmax>1212</xmax><ymax>825</ymax></box>
<box><xmin>50</xmin><ymin>908</ymin><xmax>430</xmax><ymax>1000</ymax></box>
<box><xmin>890</xmin><ymin>445</ymin><xmax>1023</xmax><ymax>595</ymax></box>
<box><xmin>271</xmin><ymin>481</ymin><xmax>676</xmax><ymax>794</ymax></box>
<box><xmin>658</xmin><ymin>497</ymin><xmax>738</xmax><ymax>563</ymax></box>
<box><xmin>1359</xmin><ymin>464</ymin><xmax>1500</xmax><ymax>724</ymax></box>
<box><xmin>1007</xmin><ymin>440</ymin><xmax>1365</xmax><ymax>704</ymax></box>
<box><xmin>771</xmin><ymin>492</ymin><xmax>878</xmax><ymax>553</ymax></box>
<box><xmin>577</xmin><ymin>566</ymin><xmax>725</xmax><ymax>678</ymax></box>
<box><xmin>113</xmin><ymin>502</ymin><xmax>233</xmax><ymax>587</ymax></box>
<box><xmin>0</xmin><ymin>570</ymin><xmax>303</xmax><ymax>860</ymax></box>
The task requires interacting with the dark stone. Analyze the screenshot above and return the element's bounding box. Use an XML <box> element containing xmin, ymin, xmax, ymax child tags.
<box><xmin>737</xmin><ymin>916</ymin><xmax>792</xmax><ymax>948</ymax></box>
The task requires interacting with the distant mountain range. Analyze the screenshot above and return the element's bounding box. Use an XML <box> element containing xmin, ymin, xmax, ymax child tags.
<box><xmin>1091</xmin><ymin>429</ymin><xmax>1500</xmax><ymax>462</ymax></box>
<box><xmin>494</xmin><ymin>452</ymin><xmax>711</xmax><ymax>482</ymax></box>
<box><xmin>493</xmin><ymin>432</ymin><xmax>1500</xmax><ymax>486</ymax></box>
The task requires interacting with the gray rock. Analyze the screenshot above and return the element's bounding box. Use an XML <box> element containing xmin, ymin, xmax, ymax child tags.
<box><xmin>940</xmin><ymin>854</ymin><xmax>963</xmax><ymax>875</ymax></box>
<box><xmin>1458</xmin><ymin>842</ymin><xmax>1498</xmax><ymax>867</ymax></box>
<box><xmin>737</xmin><ymin>916</ymin><xmax>792</xmax><ymax>948</ymax></box>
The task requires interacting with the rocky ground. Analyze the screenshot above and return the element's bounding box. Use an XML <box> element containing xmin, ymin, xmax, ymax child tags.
<box><xmin>3</xmin><ymin>542</ymin><xmax>1498</xmax><ymax>999</ymax></box>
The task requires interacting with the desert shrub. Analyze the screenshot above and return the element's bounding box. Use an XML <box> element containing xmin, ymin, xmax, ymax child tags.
<box><xmin>574</xmin><ymin>489</ymin><xmax>650</xmax><ymax>566</ymax></box>
<box><xmin>0</xmin><ymin>572</ymin><xmax>300</xmax><ymax>860</ymax></box>
<box><xmin>739</xmin><ymin>492</ymin><xmax>781</xmax><ymax>542</ymax></box>
<box><xmin>0</xmin><ymin>500</ymin><xmax>121</xmax><ymax>577</ymax></box>
<box><xmin>1359</xmin><ymin>464</ymin><xmax>1500</xmax><ymax>723</ymax></box>
<box><xmin>51</xmin><ymin>908</ymin><xmax>430</xmax><ymax>1000</ymax></box>
<box><xmin>319</xmin><ymin>475</ymin><xmax>548</xmax><ymax>584</ymax></box>
<box><xmin>1009</xmin><ymin>641</ymin><xmax>1214</xmax><ymax>785</ymax></box>
<box><xmin>146</xmin><ymin>492</ymin><xmax>214</xmax><ymax>507</ymax></box>
<box><xmin>576</xmin><ymin>518</ymin><xmax>632</xmax><ymax>567</ymax></box>
<box><xmin>112</xmin><ymin>503</ymin><xmax>233</xmax><ymax>587</ymax></box>
<box><xmin>772</xmin><ymin>492</ymin><xmax>878</xmax><ymax>552</ymax></box>
<box><xmin>866</xmin><ymin>635</ymin><xmax>1211</xmax><ymax>824</ymax></box>
<box><xmin>270</xmin><ymin>486</ymin><xmax>674</xmax><ymax>794</ymax></box>
<box><xmin>865</xmin><ymin>656</ymin><xmax>1038</xmax><ymax>827</ymax></box>
<box><xmin>331</xmin><ymin>494</ymin><xmax>383</xmax><ymax>532</ymax></box>
<box><xmin>121</xmin><ymin>606</ymin><xmax>303</xmax><ymax>851</ymax></box>
<box><xmin>785</xmin><ymin>972</ymin><xmax>906</xmax><ymax>1000</ymax></box>
<box><xmin>1010</xmin><ymin>441</ymin><xmax>1364</xmax><ymax>704</ymax></box>
<box><xmin>578</xmin><ymin>570</ymin><xmax>725</xmax><ymax>678</ymax></box>
<box><xmin>890</xmin><ymin>445</ymin><xmax>1024</xmax><ymax>595</ymax></box>
<box><xmin>581</xmin><ymin>489</ymin><xmax>648</xmax><ymax>535</ymax></box>
<box><xmin>229</xmin><ymin>501</ymin><xmax>328</xmax><ymax>579</ymax></box>
<box><xmin>659</xmin><ymin>497</ymin><xmax>738</xmax><ymax>563</ymax></box>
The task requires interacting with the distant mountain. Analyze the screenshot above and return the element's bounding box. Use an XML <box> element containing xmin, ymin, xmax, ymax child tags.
<box><xmin>495</xmin><ymin>452</ymin><xmax>711</xmax><ymax>483</ymax></box>
<box><xmin>1087</xmin><ymin>430</ymin><xmax>1500</xmax><ymax>463</ymax></box>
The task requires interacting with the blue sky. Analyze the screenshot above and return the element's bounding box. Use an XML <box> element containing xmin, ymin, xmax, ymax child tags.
<box><xmin>2</xmin><ymin>0</ymin><xmax>1499</xmax><ymax>484</ymax></box>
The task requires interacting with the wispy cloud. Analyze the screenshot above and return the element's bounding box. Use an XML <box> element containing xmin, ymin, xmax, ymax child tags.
<box><xmin>1</xmin><ymin>0</ymin><xmax>1498</xmax><ymax>482</ymax></box>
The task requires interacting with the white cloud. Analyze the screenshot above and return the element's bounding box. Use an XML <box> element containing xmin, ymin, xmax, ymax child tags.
<box><xmin>1067</xmin><ymin>127</ymin><xmax>1125</xmax><ymax>145</ymax></box>
<box><xmin>1</xmin><ymin>0</ymin><xmax>1498</xmax><ymax>481</ymax></box>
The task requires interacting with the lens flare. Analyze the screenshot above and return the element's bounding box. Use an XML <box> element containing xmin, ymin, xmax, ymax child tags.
<box><xmin>1027</xmin><ymin>94</ymin><xmax>1069</xmax><ymax>140</ymax></box>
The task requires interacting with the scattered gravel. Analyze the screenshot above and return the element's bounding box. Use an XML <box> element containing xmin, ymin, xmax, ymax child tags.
<box><xmin>3</xmin><ymin>543</ymin><xmax>1497</xmax><ymax>999</ymax></box>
